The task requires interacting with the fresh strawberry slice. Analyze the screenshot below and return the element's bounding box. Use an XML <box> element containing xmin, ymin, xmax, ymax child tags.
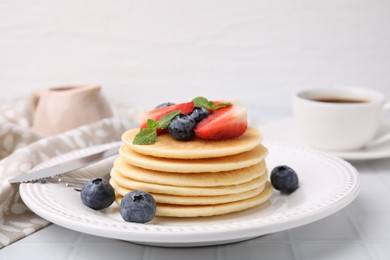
<box><xmin>194</xmin><ymin>105</ymin><xmax>247</xmax><ymax>139</ymax></box>
<box><xmin>138</xmin><ymin>102</ymin><xmax>194</xmax><ymax>129</ymax></box>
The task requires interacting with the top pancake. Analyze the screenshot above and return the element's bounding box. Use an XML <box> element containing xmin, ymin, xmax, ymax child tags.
<box><xmin>122</xmin><ymin>127</ymin><xmax>262</xmax><ymax>159</ymax></box>
<box><xmin>120</xmin><ymin>144</ymin><xmax>268</xmax><ymax>173</ymax></box>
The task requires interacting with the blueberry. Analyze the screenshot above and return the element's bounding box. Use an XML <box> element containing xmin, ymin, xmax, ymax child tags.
<box><xmin>168</xmin><ymin>114</ymin><xmax>196</xmax><ymax>141</ymax></box>
<box><xmin>80</xmin><ymin>178</ymin><xmax>115</xmax><ymax>210</ymax></box>
<box><xmin>190</xmin><ymin>107</ymin><xmax>209</xmax><ymax>123</ymax></box>
<box><xmin>120</xmin><ymin>190</ymin><xmax>156</xmax><ymax>223</ymax></box>
<box><xmin>270</xmin><ymin>165</ymin><xmax>299</xmax><ymax>194</ymax></box>
<box><xmin>155</xmin><ymin>102</ymin><xmax>175</xmax><ymax>109</ymax></box>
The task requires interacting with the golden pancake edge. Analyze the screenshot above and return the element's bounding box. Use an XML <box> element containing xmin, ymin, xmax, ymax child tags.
<box><xmin>119</xmin><ymin>144</ymin><xmax>268</xmax><ymax>173</ymax></box>
<box><xmin>122</xmin><ymin>127</ymin><xmax>262</xmax><ymax>159</ymax></box>
<box><xmin>113</xmin><ymin>156</ymin><xmax>266</xmax><ymax>187</ymax></box>
<box><xmin>115</xmin><ymin>182</ymin><xmax>273</xmax><ymax>217</ymax></box>
<box><xmin>110</xmin><ymin>168</ymin><xmax>268</xmax><ymax>196</ymax></box>
<box><xmin>111</xmin><ymin>178</ymin><xmax>266</xmax><ymax>205</ymax></box>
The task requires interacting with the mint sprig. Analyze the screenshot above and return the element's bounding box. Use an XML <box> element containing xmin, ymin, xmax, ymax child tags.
<box><xmin>133</xmin><ymin>128</ymin><xmax>158</xmax><ymax>145</ymax></box>
<box><xmin>133</xmin><ymin>110</ymin><xmax>180</xmax><ymax>145</ymax></box>
<box><xmin>193</xmin><ymin>96</ymin><xmax>232</xmax><ymax>110</ymax></box>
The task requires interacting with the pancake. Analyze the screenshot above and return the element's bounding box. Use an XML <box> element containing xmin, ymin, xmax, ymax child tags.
<box><xmin>122</xmin><ymin>127</ymin><xmax>262</xmax><ymax>159</ymax></box>
<box><xmin>110</xmin><ymin>168</ymin><xmax>268</xmax><ymax>196</ymax></box>
<box><xmin>113</xmin><ymin>156</ymin><xmax>266</xmax><ymax>187</ymax></box>
<box><xmin>116</xmin><ymin>182</ymin><xmax>273</xmax><ymax>217</ymax></box>
<box><xmin>119</xmin><ymin>144</ymin><xmax>268</xmax><ymax>173</ymax></box>
<box><xmin>111</xmin><ymin>178</ymin><xmax>265</xmax><ymax>205</ymax></box>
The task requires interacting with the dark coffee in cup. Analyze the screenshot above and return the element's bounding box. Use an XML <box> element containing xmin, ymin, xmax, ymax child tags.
<box><xmin>311</xmin><ymin>97</ymin><xmax>368</xmax><ymax>104</ymax></box>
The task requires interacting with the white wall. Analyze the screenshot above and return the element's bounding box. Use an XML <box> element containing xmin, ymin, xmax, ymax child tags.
<box><xmin>1</xmin><ymin>0</ymin><xmax>390</xmax><ymax>119</ymax></box>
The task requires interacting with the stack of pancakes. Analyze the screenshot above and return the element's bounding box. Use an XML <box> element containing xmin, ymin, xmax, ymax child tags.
<box><xmin>109</xmin><ymin>127</ymin><xmax>272</xmax><ymax>217</ymax></box>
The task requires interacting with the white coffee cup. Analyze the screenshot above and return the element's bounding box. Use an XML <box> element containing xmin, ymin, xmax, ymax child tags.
<box><xmin>293</xmin><ymin>86</ymin><xmax>390</xmax><ymax>151</ymax></box>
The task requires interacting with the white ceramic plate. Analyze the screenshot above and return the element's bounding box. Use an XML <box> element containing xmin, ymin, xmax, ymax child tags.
<box><xmin>261</xmin><ymin>118</ymin><xmax>390</xmax><ymax>161</ymax></box>
<box><xmin>20</xmin><ymin>141</ymin><xmax>360</xmax><ymax>247</ymax></box>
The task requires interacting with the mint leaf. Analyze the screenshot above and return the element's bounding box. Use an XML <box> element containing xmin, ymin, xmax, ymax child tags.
<box><xmin>133</xmin><ymin>128</ymin><xmax>158</xmax><ymax>145</ymax></box>
<box><xmin>193</xmin><ymin>96</ymin><xmax>214</xmax><ymax>110</ymax></box>
<box><xmin>133</xmin><ymin>110</ymin><xmax>180</xmax><ymax>145</ymax></box>
<box><xmin>158</xmin><ymin>110</ymin><xmax>180</xmax><ymax>129</ymax></box>
<box><xmin>193</xmin><ymin>96</ymin><xmax>232</xmax><ymax>110</ymax></box>
<box><xmin>146</xmin><ymin>119</ymin><xmax>158</xmax><ymax>129</ymax></box>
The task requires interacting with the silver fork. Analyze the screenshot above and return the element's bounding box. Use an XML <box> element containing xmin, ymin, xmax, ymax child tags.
<box><xmin>41</xmin><ymin>173</ymin><xmax>111</xmax><ymax>191</ymax></box>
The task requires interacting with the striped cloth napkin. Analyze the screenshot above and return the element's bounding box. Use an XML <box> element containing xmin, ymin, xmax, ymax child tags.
<box><xmin>0</xmin><ymin>96</ymin><xmax>139</xmax><ymax>248</ymax></box>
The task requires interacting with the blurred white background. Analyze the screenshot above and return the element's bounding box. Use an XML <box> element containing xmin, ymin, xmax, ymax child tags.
<box><xmin>1</xmin><ymin>0</ymin><xmax>390</xmax><ymax>120</ymax></box>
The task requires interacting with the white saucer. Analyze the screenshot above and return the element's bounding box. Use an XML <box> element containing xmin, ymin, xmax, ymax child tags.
<box><xmin>260</xmin><ymin>118</ymin><xmax>390</xmax><ymax>161</ymax></box>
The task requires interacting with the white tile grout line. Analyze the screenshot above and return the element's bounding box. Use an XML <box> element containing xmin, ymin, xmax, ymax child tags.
<box><xmin>67</xmin><ymin>232</ymin><xmax>84</xmax><ymax>260</ymax></box>
<box><xmin>343</xmin><ymin>160</ymin><xmax>385</xmax><ymax>260</ymax></box>
<box><xmin>288</xmin><ymin>229</ymin><xmax>304</xmax><ymax>260</ymax></box>
<box><xmin>141</xmin><ymin>245</ymin><xmax>152</xmax><ymax>260</ymax></box>
<box><xmin>216</xmin><ymin>245</ymin><xmax>227</xmax><ymax>260</ymax></box>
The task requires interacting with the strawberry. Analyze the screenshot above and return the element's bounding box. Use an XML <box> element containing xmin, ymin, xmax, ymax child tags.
<box><xmin>138</xmin><ymin>102</ymin><xmax>194</xmax><ymax>129</ymax></box>
<box><xmin>194</xmin><ymin>104</ymin><xmax>247</xmax><ymax>140</ymax></box>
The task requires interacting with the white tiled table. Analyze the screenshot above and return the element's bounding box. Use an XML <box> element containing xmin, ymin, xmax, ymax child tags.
<box><xmin>2</xmin><ymin>110</ymin><xmax>390</xmax><ymax>260</ymax></box>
